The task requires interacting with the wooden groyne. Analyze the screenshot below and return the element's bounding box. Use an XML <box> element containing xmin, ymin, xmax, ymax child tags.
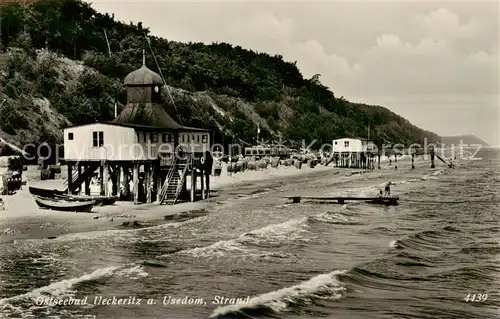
<box><xmin>283</xmin><ymin>195</ymin><xmax>399</xmax><ymax>206</ymax></box>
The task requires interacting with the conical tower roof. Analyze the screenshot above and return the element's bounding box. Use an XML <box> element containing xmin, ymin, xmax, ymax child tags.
<box><xmin>123</xmin><ymin>64</ymin><xmax>163</xmax><ymax>86</ymax></box>
<box><xmin>113</xmin><ymin>102</ymin><xmax>184</xmax><ymax>129</ymax></box>
<box><xmin>113</xmin><ymin>52</ymin><xmax>183</xmax><ymax>129</ymax></box>
<box><xmin>113</xmin><ymin>52</ymin><xmax>209</xmax><ymax>131</ymax></box>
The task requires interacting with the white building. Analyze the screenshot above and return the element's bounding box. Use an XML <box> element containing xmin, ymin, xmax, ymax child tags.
<box><xmin>330</xmin><ymin>138</ymin><xmax>376</xmax><ymax>169</ymax></box>
<box><xmin>332</xmin><ymin>138</ymin><xmax>375</xmax><ymax>153</ymax></box>
<box><xmin>62</xmin><ymin>55</ymin><xmax>213</xmax><ymax>205</ymax></box>
<box><xmin>64</xmin><ymin>123</ymin><xmax>210</xmax><ymax>162</ymax></box>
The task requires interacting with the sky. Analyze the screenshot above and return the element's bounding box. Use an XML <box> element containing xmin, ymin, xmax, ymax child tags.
<box><xmin>88</xmin><ymin>0</ymin><xmax>499</xmax><ymax>146</ymax></box>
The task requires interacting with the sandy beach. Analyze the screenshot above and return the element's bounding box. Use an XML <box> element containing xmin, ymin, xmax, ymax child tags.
<box><xmin>0</xmin><ymin>155</ymin><xmax>418</xmax><ymax>243</ymax></box>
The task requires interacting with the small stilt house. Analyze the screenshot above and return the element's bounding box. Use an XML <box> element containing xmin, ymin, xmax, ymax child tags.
<box><xmin>63</xmin><ymin>56</ymin><xmax>213</xmax><ymax>204</ymax></box>
<box><xmin>331</xmin><ymin>137</ymin><xmax>376</xmax><ymax>169</ymax></box>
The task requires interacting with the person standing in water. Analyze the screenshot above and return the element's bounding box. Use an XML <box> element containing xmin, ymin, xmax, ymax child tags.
<box><xmin>384</xmin><ymin>181</ymin><xmax>393</xmax><ymax>197</ymax></box>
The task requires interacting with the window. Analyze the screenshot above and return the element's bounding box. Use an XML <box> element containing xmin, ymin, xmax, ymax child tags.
<box><xmin>202</xmin><ymin>134</ymin><xmax>208</xmax><ymax>143</ymax></box>
<box><xmin>192</xmin><ymin>135</ymin><xmax>195</xmax><ymax>143</ymax></box>
<box><xmin>181</xmin><ymin>135</ymin><xmax>185</xmax><ymax>143</ymax></box>
<box><xmin>143</xmin><ymin>132</ymin><xmax>148</xmax><ymax>143</ymax></box>
<box><xmin>344</xmin><ymin>141</ymin><xmax>349</xmax><ymax>147</ymax></box>
<box><xmin>92</xmin><ymin>131</ymin><xmax>104</xmax><ymax>147</ymax></box>
<box><xmin>197</xmin><ymin>135</ymin><xmax>200</xmax><ymax>143</ymax></box>
<box><xmin>151</xmin><ymin>133</ymin><xmax>158</xmax><ymax>143</ymax></box>
<box><xmin>68</xmin><ymin>132</ymin><xmax>73</xmax><ymax>140</ymax></box>
<box><xmin>162</xmin><ymin>134</ymin><xmax>174</xmax><ymax>143</ymax></box>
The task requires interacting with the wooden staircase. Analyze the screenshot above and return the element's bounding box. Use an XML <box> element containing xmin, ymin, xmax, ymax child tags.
<box><xmin>159</xmin><ymin>157</ymin><xmax>190</xmax><ymax>205</ymax></box>
<box><xmin>63</xmin><ymin>170</ymin><xmax>79</xmax><ymax>187</ymax></box>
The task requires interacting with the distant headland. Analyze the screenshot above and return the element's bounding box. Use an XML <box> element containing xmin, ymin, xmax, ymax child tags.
<box><xmin>441</xmin><ymin>134</ymin><xmax>490</xmax><ymax>147</ymax></box>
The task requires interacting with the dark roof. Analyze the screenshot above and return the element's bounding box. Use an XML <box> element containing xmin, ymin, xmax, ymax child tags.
<box><xmin>113</xmin><ymin>102</ymin><xmax>185</xmax><ymax>129</ymax></box>
<box><xmin>107</xmin><ymin>122</ymin><xmax>210</xmax><ymax>132</ymax></box>
<box><xmin>334</xmin><ymin>137</ymin><xmax>373</xmax><ymax>141</ymax></box>
<box><xmin>124</xmin><ymin>64</ymin><xmax>163</xmax><ymax>86</ymax></box>
<box><xmin>64</xmin><ymin>122</ymin><xmax>209</xmax><ymax>132</ymax></box>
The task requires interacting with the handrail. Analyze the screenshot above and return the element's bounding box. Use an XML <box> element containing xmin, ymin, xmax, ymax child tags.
<box><xmin>160</xmin><ymin>156</ymin><xmax>177</xmax><ymax>201</ymax></box>
<box><xmin>63</xmin><ymin>170</ymin><xmax>79</xmax><ymax>186</ymax></box>
<box><xmin>172</xmin><ymin>157</ymin><xmax>190</xmax><ymax>204</ymax></box>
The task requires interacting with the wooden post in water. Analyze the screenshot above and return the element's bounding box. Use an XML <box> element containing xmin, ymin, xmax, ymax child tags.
<box><xmin>430</xmin><ymin>149</ymin><xmax>435</xmax><ymax>168</ymax></box>
<box><xmin>377</xmin><ymin>154</ymin><xmax>381</xmax><ymax>169</ymax></box>
<box><xmin>411</xmin><ymin>154</ymin><xmax>415</xmax><ymax>169</ymax></box>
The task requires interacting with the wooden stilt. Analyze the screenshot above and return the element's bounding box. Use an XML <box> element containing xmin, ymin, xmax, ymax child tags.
<box><xmin>67</xmin><ymin>163</ymin><xmax>73</xmax><ymax>194</ymax></box>
<box><xmin>102</xmin><ymin>162</ymin><xmax>109</xmax><ymax>196</ymax></box>
<box><xmin>77</xmin><ymin>163</ymin><xmax>81</xmax><ymax>194</ymax></box>
<box><xmin>190</xmin><ymin>171</ymin><xmax>196</xmax><ymax>202</ymax></box>
<box><xmin>201</xmin><ymin>169</ymin><xmax>205</xmax><ymax>200</ymax></box>
<box><xmin>179</xmin><ymin>173</ymin><xmax>187</xmax><ymax>199</ymax></box>
<box><xmin>84</xmin><ymin>164</ymin><xmax>91</xmax><ymax>195</ymax></box>
<box><xmin>206</xmin><ymin>173</ymin><xmax>210</xmax><ymax>199</ymax></box>
<box><xmin>377</xmin><ymin>154</ymin><xmax>381</xmax><ymax>169</ymax></box>
<box><xmin>133</xmin><ymin>163</ymin><xmax>139</xmax><ymax>205</ymax></box>
<box><xmin>411</xmin><ymin>154</ymin><xmax>415</xmax><ymax>169</ymax></box>
<box><xmin>156</xmin><ymin>166</ymin><xmax>162</xmax><ymax>203</ymax></box>
<box><xmin>99</xmin><ymin>165</ymin><xmax>104</xmax><ymax>195</ymax></box>
<box><xmin>116</xmin><ymin>165</ymin><xmax>121</xmax><ymax>197</ymax></box>
<box><xmin>146</xmin><ymin>164</ymin><xmax>152</xmax><ymax>204</ymax></box>
<box><xmin>123</xmin><ymin>166</ymin><xmax>130</xmax><ymax>199</ymax></box>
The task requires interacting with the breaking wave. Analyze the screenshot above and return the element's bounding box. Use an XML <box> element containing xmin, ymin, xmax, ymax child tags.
<box><xmin>0</xmin><ymin>264</ymin><xmax>148</xmax><ymax>317</ymax></box>
<box><xmin>210</xmin><ymin>270</ymin><xmax>347</xmax><ymax>318</ymax></box>
<box><xmin>164</xmin><ymin>218</ymin><xmax>310</xmax><ymax>259</ymax></box>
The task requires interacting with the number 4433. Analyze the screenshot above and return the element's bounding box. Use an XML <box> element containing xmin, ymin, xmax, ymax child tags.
<box><xmin>464</xmin><ymin>294</ymin><xmax>488</xmax><ymax>302</ymax></box>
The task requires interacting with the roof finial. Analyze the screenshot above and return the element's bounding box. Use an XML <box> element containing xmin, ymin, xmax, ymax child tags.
<box><xmin>142</xmin><ymin>49</ymin><xmax>145</xmax><ymax>66</ymax></box>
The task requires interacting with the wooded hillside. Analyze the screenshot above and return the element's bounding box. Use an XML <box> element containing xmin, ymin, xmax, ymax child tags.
<box><xmin>0</xmin><ymin>0</ymin><xmax>440</xmax><ymax>148</ymax></box>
